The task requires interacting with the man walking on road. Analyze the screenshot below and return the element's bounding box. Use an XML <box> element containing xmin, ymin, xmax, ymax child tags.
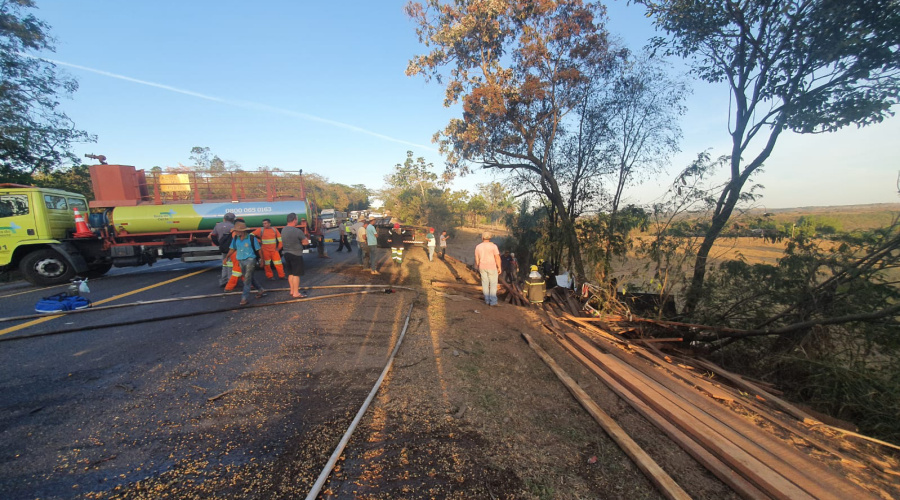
<box><xmin>337</xmin><ymin>220</ymin><xmax>352</xmax><ymax>252</ymax></box>
<box><xmin>366</xmin><ymin>217</ymin><xmax>380</xmax><ymax>274</ymax></box>
<box><xmin>281</xmin><ymin>213</ymin><xmax>309</xmax><ymax>298</ymax></box>
<box><xmin>223</xmin><ymin>220</ymin><xmax>267</xmax><ymax>306</ymax></box>
<box><xmin>474</xmin><ymin>231</ymin><xmax>502</xmax><ymax>306</ymax></box>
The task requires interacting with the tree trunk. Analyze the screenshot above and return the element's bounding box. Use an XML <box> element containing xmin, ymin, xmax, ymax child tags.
<box><xmin>682</xmin><ymin>176</ymin><xmax>745</xmax><ymax>323</ymax></box>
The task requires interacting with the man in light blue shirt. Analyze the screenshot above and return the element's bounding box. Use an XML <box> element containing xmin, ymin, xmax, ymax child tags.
<box><xmin>223</xmin><ymin>220</ymin><xmax>267</xmax><ymax>305</ymax></box>
<box><xmin>366</xmin><ymin>218</ymin><xmax>379</xmax><ymax>274</ymax></box>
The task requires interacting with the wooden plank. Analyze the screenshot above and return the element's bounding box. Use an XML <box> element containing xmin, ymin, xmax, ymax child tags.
<box><xmin>566</xmin><ymin>331</ymin><xmax>875</xmax><ymax>500</ymax></box>
<box><xmin>690</xmin><ymin>358</ymin><xmax>818</xmax><ymax>424</ymax></box>
<box><xmin>522</xmin><ymin>333</ymin><xmax>692</xmax><ymax>500</ymax></box>
<box><xmin>548</xmin><ymin>328</ymin><xmax>771</xmax><ymax>500</ymax></box>
<box><xmin>588</xmin><ymin>320</ymin><xmax>899</xmax><ymax>482</ymax></box>
<box><xmin>594</xmin><ymin>341</ymin><xmax>871</xmax><ymax>499</ymax></box>
<box><xmin>565</xmin><ymin>332</ymin><xmax>818</xmax><ymax>500</ymax></box>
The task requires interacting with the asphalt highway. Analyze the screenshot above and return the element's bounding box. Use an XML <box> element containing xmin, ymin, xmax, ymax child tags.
<box><xmin>0</xmin><ymin>229</ymin><xmax>414</xmax><ymax>498</ymax></box>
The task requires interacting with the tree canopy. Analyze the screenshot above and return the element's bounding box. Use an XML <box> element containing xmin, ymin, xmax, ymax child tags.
<box><xmin>0</xmin><ymin>0</ymin><xmax>93</xmax><ymax>183</ymax></box>
<box><xmin>638</xmin><ymin>0</ymin><xmax>900</xmax><ymax>315</ymax></box>
<box><xmin>407</xmin><ymin>0</ymin><xmax>623</xmax><ymax>280</ymax></box>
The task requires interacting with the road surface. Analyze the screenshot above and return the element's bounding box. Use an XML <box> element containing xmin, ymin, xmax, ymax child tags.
<box><xmin>0</xmin><ymin>229</ymin><xmax>416</xmax><ymax>498</ymax></box>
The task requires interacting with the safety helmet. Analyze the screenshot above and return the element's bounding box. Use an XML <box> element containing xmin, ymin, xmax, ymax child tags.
<box><xmin>530</xmin><ymin>265</ymin><xmax>538</xmax><ymax>272</ymax></box>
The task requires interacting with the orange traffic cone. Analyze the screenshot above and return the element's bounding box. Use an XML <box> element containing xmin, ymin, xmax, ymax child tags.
<box><xmin>73</xmin><ymin>207</ymin><xmax>94</xmax><ymax>238</ymax></box>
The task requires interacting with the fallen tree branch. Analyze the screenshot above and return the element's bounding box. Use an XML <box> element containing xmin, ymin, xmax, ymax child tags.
<box><xmin>608</xmin><ymin>304</ymin><xmax>900</xmax><ymax>342</ymax></box>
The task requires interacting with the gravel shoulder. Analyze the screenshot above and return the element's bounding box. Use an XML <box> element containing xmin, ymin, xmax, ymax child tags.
<box><xmin>318</xmin><ymin>228</ymin><xmax>735</xmax><ymax>499</ymax></box>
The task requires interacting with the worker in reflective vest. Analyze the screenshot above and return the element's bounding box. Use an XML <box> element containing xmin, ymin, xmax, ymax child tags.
<box><xmin>252</xmin><ymin>218</ymin><xmax>285</xmax><ymax>279</ymax></box>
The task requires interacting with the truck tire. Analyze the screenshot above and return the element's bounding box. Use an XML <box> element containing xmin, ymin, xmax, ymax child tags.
<box><xmin>83</xmin><ymin>262</ymin><xmax>113</xmax><ymax>279</ymax></box>
<box><xmin>19</xmin><ymin>248</ymin><xmax>76</xmax><ymax>286</ymax></box>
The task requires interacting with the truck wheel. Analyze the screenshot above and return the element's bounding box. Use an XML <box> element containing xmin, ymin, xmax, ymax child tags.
<box><xmin>83</xmin><ymin>262</ymin><xmax>113</xmax><ymax>279</ymax></box>
<box><xmin>19</xmin><ymin>249</ymin><xmax>76</xmax><ymax>286</ymax></box>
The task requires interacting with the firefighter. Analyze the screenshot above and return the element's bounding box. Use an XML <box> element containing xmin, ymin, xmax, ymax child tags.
<box><xmin>252</xmin><ymin>218</ymin><xmax>285</xmax><ymax>279</ymax></box>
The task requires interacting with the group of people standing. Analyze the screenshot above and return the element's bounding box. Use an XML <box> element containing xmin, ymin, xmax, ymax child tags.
<box><xmin>209</xmin><ymin>212</ymin><xmax>310</xmax><ymax>306</ymax></box>
<box><xmin>353</xmin><ymin>217</ymin><xmax>381</xmax><ymax>275</ymax></box>
<box><xmin>209</xmin><ymin>213</ymin><xmax>457</xmax><ymax>305</ymax></box>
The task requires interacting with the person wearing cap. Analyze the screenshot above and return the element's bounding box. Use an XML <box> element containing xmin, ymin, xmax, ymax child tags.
<box><xmin>366</xmin><ymin>216</ymin><xmax>380</xmax><ymax>274</ymax></box>
<box><xmin>390</xmin><ymin>223</ymin><xmax>405</xmax><ymax>266</ymax></box>
<box><xmin>474</xmin><ymin>231</ymin><xmax>502</xmax><ymax>306</ymax></box>
<box><xmin>223</xmin><ymin>220</ymin><xmax>267</xmax><ymax>306</ymax></box>
<box><xmin>209</xmin><ymin>212</ymin><xmax>236</xmax><ymax>287</ymax></box>
<box><xmin>425</xmin><ymin>227</ymin><xmax>437</xmax><ymax>262</ymax></box>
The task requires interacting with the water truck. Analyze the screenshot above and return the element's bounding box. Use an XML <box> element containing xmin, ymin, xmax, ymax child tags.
<box><xmin>0</xmin><ymin>164</ymin><xmax>321</xmax><ymax>285</ymax></box>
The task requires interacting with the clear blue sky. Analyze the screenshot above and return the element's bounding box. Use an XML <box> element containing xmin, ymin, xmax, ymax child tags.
<box><xmin>34</xmin><ymin>0</ymin><xmax>900</xmax><ymax>209</ymax></box>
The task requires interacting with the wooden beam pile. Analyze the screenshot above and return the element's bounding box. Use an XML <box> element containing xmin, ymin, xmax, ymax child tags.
<box><xmin>537</xmin><ymin>314</ymin><xmax>898</xmax><ymax>499</ymax></box>
<box><xmin>498</xmin><ymin>275</ymin><xmax>530</xmax><ymax>306</ymax></box>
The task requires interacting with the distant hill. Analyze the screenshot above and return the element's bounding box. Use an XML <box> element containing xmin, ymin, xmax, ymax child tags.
<box><xmin>746</xmin><ymin>203</ymin><xmax>900</xmax><ymax>232</ymax></box>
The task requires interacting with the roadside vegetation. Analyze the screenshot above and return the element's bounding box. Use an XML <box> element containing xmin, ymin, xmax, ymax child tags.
<box><xmin>4</xmin><ymin>0</ymin><xmax>900</xmax><ymax>446</ymax></box>
<box><xmin>402</xmin><ymin>0</ymin><xmax>900</xmax><ymax>445</ymax></box>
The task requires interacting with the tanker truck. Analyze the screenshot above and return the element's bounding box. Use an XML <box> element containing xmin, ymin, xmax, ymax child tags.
<box><xmin>0</xmin><ymin>164</ymin><xmax>321</xmax><ymax>285</ymax></box>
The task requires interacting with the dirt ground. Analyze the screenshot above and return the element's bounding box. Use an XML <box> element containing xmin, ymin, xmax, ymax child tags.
<box><xmin>312</xmin><ymin>227</ymin><xmax>735</xmax><ymax>499</ymax></box>
<box><xmin>64</xmin><ymin>228</ymin><xmax>735</xmax><ymax>499</ymax></box>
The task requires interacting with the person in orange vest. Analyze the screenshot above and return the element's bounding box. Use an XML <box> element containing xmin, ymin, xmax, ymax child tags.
<box><xmin>252</xmin><ymin>218</ymin><xmax>285</xmax><ymax>279</ymax></box>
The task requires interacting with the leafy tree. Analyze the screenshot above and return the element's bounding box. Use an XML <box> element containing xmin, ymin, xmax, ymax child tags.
<box><xmin>0</xmin><ymin>0</ymin><xmax>94</xmax><ymax>183</ymax></box>
<box><xmin>638</xmin><ymin>0</ymin><xmax>900</xmax><ymax>316</ymax></box>
<box><xmin>476</xmin><ymin>181</ymin><xmax>514</xmax><ymax>224</ymax></box>
<box><xmin>407</xmin><ymin>0</ymin><xmax>621</xmax><ymax>281</ymax></box>
<box><xmin>466</xmin><ymin>195</ymin><xmax>488</xmax><ymax>227</ymax></box>
<box><xmin>388</xmin><ymin>151</ymin><xmax>437</xmax><ymax>201</ymax></box>
<box><xmin>601</xmin><ymin>55</ymin><xmax>686</xmax><ymax>268</ymax></box>
<box><xmin>504</xmin><ymin>197</ymin><xmax>550</xmax><ymax>272</ymax></box>
<box><xmin>31</xmin><ymin>163</ymin><xmax>93</xmax><ymax>199</ymax></box>
<box><xmin>188</xmin><ymin>146</ymin><xmax>226</xmax><ymax>172</ymax></box>
<box><xmin>380</xmin><ymin>151</ymin><xmax>461</xmax><ymax>229</ymax></box>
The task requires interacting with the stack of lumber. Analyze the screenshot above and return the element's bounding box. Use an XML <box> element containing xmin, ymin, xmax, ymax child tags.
<box><xmin>541</xmin><ymin>287</ymin><xmax>586</xmax><ymax>317</ymax></box>
<box><xmin>536</xmin><ymin>312</ymin><xmax>900</xmax><ymax>499</ymax></box>
<box><xmin>498</xmin><ymin>275</ymin><xmax>530</xmax><ymax>306</ymax></box>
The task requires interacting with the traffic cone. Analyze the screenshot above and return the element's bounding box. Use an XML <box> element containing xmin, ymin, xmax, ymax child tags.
<box><xmin>73</xmin><ymin>207</ymin><xmax>94</xmax><ymax>238</ymax></box>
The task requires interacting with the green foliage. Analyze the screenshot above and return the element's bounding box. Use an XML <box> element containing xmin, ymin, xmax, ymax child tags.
<box><xmin>407</xmin><ymin>0</ymin><xmax>623</xmax><ymax>281</ymax></box>
<box><xmin>692</xmin><ymin>221</ymin><xmax>900</xmax><ymax>442</ymax></box>
<box><xmin>638</xmin><ymin>0</ymin><xmax>900</xmax><ymax>315</ymax></box>
<box><xmin>578</xmin><ymin>205</ymin><xmax>649</xmax><ymax>280</ymax></box>
<box><xmin>381</xmin><ymin>151</ymin><xmax>460</xmax><ymax>230</ymax></box>
<box><xmin>504</xmin><ymin>198</ymin><xmax>553</xmax><ymax>272</ymax></box>
<box><xmin>31</xmin><ymin>163</ymin><xmax>93</xmax><ymax>199</ymax></box>
<box><xmin>0</xmin><ymin>0</ymin><xmax>94</xmax><ymax>180</ymax></box>
<box><xmin>188</xmin><ymin>146</ymin><xmax>227</xmax><ymax>172</ymax></box>
<box><xmin>795</xmin><ymin>215</ymin><xmax>843</xmax><ymax>237</ymax></box>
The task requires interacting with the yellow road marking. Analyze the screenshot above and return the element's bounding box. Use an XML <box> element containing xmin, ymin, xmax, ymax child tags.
<box><xmin>0</xmin><ymin>267</ymin><xmax>212</xmax><ymax>337</ymax></box>
<box><xmin>0</xmin><ymin>283</ymin><xmax>67</xmax><ymax>299</ymax></box>
<box><xmin>0</xmin><ymin>261</ymin><xmax>190</xmax><ymax>299</ymax></box>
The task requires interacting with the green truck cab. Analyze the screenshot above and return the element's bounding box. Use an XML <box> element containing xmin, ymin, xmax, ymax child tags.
<box><xmin>0</xmin><ymin>184</ymin><xmax>94</xmax><ymax>285</ymax></box>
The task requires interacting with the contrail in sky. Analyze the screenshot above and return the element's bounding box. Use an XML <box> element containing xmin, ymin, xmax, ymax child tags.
<box><xmin>23</xmin><ymin>54</ymin><xmax>436</xmax><ymax>151</ymax></box>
